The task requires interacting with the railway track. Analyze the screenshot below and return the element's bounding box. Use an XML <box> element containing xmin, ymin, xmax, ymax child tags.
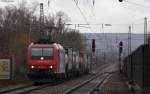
<box><xmin>63</xmin><ymin>63</ymin><xmax>117</xmax><ymax>94</ymax></box>
<box><xmin>1</xmin><ymin>63</ymin><xmax>112</xmax><ymax>94</ymax></box>
<box><xmin>63</xmin><ymin>72</ymin><xmax>111</xmax><ymax>94</ymax></box>
<box><xmin>1</xmin><ymin>83</ymin><xmax>54</xmax><ymax>94</ymax></box>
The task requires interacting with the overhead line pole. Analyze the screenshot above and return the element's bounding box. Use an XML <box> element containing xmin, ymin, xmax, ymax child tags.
<box><xmin>144</xmin><ymin>17</ymin><xmax>148</xmax><ymax>44</ymax></box>
<box><xmin>128</xmin><ymin>26</ymin><xmax>133</xmax><ymax>83</ymax></box>
<box><xmin>40</xmin><ymin>3</ymin><xmax>45</xmax><ymax>38</ymax></box>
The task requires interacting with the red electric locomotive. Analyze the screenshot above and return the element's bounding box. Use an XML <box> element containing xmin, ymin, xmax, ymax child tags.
<box><xmin>27</xmin><ymin>42</ymin><xmax>66</xmax><ymax>83</ymax></box>
<box><xmin>27</xmin><ymin>39</ymin><xmax>91</xmax><ymax>83</ymax></box>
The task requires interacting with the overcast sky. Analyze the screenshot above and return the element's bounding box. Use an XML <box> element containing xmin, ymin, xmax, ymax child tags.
<box><xmin>0</xmin><ymin>0</ymin><xmax>150</xmax><ymax>33</ymax></box>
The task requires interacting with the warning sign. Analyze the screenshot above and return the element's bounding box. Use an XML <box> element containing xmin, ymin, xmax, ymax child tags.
<box><xmin>0</xmin><ymin>59</ymin><xmax>10</xmax><ymax>79</ymax></box>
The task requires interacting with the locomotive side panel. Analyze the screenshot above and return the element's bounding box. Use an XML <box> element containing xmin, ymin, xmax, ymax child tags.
<box><xmin>57</xmin><ymin>47</ymin><xmax>66</xmax><ymax>74</ymax></box>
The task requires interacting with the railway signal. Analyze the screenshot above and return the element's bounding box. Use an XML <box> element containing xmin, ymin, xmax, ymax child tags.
<box><xmin>119</xmin><ymin>41</ymin><xmax>123</xmax><ymax>55</ymax></box>
<box><xmin>92</xmin><ymin>39</ymin><xmax>96</xmax><ymax>53</ymax></box>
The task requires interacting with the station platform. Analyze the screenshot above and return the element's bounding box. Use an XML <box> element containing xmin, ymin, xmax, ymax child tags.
<box><xmin>96</xmin><ymin>72</ymin><xmax>143</xmax><ymax>94</ymax></box>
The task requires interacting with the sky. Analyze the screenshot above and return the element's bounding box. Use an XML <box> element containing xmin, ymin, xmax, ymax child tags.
<box><xmin>0</xmin><ymin>0</ymin><xmax>150</xmax><ymax>33</ymax></box>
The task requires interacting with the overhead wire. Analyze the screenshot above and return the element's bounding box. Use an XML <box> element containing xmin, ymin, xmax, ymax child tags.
<box><xmin>85</xmin><ymin>0</ymin><xmax>96</xmax><ymax>17</ymax></box>
<box><xmin>72</xmin><ymin>0</ymin><xmax>94</xmax><ymax>33</ymax></box>
<box><xmin>124</xmin><ymin>0</ymin><xmax>150</xmax><ymax>9</ymax></box>
<box><xmin>86</xmin><ymin>0</ymin><xmax>97</xmax><ymax>25</ymax></box>
<box><xmin>144</xmin><ymin>0</ymin><xmax>150</xmax><ymax>3</ymax></box>
<box><xmin>73</xmin><ymin>0</ymin><xmax>147</xmax><ymax>33</ymax></box>
<box><xmin>46</xmin><ymin>0</ymin><xmax>57</xmax><ymax>17</ymax></box>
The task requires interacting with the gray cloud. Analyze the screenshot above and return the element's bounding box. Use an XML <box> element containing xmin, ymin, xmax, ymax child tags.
<box><xmin>1</xmin><ymin>0</ymin><xmax>150</xmax><ymax>33</ymax></box>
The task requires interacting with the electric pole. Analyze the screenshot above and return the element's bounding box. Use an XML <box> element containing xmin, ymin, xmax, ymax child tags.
<box><xmin>40</xmin><ymin>3</ymin><xmax>45</xmax><ymax>38</ymax></box>
<box><xmin>144</xmin><ymin>17</ymin><xmax>147</xmax><ymax>44</ymax></box>
<box><xmin>128</xmin><ymin>26</ymin><xmax>131</xmax><ymax>56</ymax></box>
<box><xmin>128</xmin><ymin>26</ymin><xmax>133</xmax><ymax>83</ymax></box>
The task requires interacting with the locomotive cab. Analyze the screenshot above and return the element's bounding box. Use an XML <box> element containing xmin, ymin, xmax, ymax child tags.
<box><xmin>27</xmin><ymin>43</ymin><xmax>66</xmax><ymax>82</ymax></box>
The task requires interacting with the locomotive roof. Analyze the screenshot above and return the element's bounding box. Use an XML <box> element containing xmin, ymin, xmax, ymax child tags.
<box><xmin>29</xmin><ymin>43</ymin><xmax>64</xmax><ymax>50</ymax></box>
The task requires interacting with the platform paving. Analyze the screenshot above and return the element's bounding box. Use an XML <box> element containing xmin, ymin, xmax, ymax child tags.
<box><xmin>94</xmin><ymin>72</ymin><xmax>143</xmax><ymax>94</ymax></box>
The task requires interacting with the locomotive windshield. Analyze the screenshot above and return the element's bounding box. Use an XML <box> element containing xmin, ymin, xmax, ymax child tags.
<box><xmin>31</xmin><ymin>48</ymin><xmax>54</xmax><ymax>60</ymax></box>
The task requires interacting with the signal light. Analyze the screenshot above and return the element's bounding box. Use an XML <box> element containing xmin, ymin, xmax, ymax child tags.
<box><xmin>119</xmin><ymin>41</ymin><xmax>123</xmax><ymax>48</ymax></box>
<box><xmin>31</xmin><ymin>66</ymin><xmax>35</xmax><ymax>69</ymax></box>
<box><xmin>119</xmin><ymin>41</ymin><xmax>123</xmax><ymax>54</ymax></box>
<box><xmin>92</xmin><ymin>39</ymin><xmax>96</xmax><ymax>53</ymax></box>
<box><xmin>49</xmin><ymin>65</ymin><xmax>53</xmax><ymax>69</ymax></box>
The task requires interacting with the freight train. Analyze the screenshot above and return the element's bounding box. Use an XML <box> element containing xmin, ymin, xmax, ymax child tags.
<box><xmin>27</xmin><ymin>40</ymin><xmax>91</xmax><ymax>83</ymax></box>
<box><xmin>123</xmin><ymin>43</ymin><xmax>150</xmax><ymax>89</ymax></box>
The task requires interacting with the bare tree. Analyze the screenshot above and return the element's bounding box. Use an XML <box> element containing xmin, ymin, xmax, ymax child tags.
<box><xmin>0</xmin><ymin>3</ymin><xmax>85</xmax><ymax>83</ymax></box>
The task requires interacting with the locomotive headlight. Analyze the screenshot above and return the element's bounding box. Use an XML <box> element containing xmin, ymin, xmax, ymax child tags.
<box><xmin>31</xmin><ymin>66</ymin><xmax>35</xmax><ymax>69</ymax></box>
<box><xmin>40</xmin><ymin>57</ymin><xmax>44</xmax><ymax>60</ymax></box>
<box><xmin>49</xmin><ymin>65</ymin><xmax>53</xmax><ymax>69</ymax></box>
